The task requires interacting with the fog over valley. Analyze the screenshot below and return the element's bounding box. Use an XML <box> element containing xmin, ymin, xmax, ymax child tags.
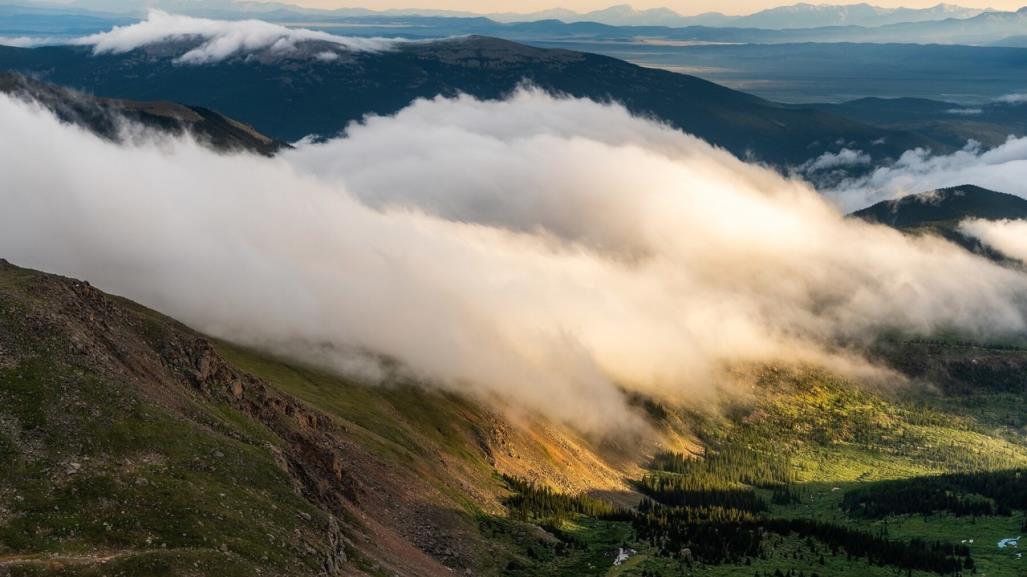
<box><xmin>4</xmin><ymin>89</ymin><xmax>1027</xmax><ymax>433</ymax></box>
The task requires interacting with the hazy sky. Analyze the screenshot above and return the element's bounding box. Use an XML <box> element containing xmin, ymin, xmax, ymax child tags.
<box><xmin>270</xmin><ymin>1</ymin><xmax>1023</xmax><ymax>15</ymax></box>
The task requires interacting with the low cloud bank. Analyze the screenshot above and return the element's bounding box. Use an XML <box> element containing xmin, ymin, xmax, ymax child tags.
<box><xmin>825</xmin><ymin>137</ymin><xmax>1027</xmax><ymax>212</ymax></box>
<box><xmin>959</xmin><ymin>219</ymin><xmax>1027</xmax><ymax>264</ymax></box>
<box><xmin>3</xmin><ymin>90</ymin><xmax>1027</xmax><ymax>434</ymax></box>
<box><xmin>71</xmin><ymin>10</ymin><xmax>401</xmax><ymax>63</ymax></box>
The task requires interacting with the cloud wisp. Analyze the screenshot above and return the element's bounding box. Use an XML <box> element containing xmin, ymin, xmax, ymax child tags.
<box><xmin>945</xmin><ymin>107</ymin><xmax>983</xmax><ymax>116</ymax></box>
<box><xmin>70</xmin><ymin>10</ymin><xmax>402</xmax><ymax>64</ymax></box>
<box><xmin>3</xmin><ymin>90</ymin><xmax>1027</xmax><ymax>434</ymax></box>
<box><xmin>0</xmin><ymin>36</ymin><xmax>65</xmax><ymax>48</ymax></box>
<box><xmin>996</xmin><ymin>93</ymin><xmax>1027</xmax><ymax>105</ymax></box>
<box><xmin>798</xmin><ymin>148</ymin><xmax>872</xmax><ymax>174</ymax></box>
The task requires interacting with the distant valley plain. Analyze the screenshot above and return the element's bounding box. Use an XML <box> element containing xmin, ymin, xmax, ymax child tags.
<box><xmin>491</xmin><ymin>40</ymin><xmax>1027</xmax><ymax>104</ymax></box>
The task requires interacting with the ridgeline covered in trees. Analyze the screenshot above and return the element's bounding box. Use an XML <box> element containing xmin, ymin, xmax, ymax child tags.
<box><xmin>843</xmin><ymin>468</ymin><xmax>1027</xmax><ymax>518</ymax></box>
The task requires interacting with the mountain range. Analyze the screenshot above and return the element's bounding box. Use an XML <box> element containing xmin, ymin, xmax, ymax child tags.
<box><xmin>0</xmin><ymin>35</ymin><xmax>942</xmax><ymax>166</ymax></box>
<box><xmin>11</xmin><ymin>1</ymin><xmax>992</xmax><ymax>29</ymax></box>
<box><xmin>486</xmin><ymin>2</ymin><xmax>990</xmax><ymax>29</ymax></box>
<box><xmin>1</xmin><ymin>2</ymin><xmax>1020</xmax><ymax>45</ymax></box>
<box><xmin>267</xmin><ymin>8</ymin><xmax>1027</xmax><ymax>46</ymax></box>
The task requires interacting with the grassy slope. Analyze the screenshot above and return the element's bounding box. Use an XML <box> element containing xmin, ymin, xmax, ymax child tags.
<box><xmin>212</xmin><ymin>341</ymin><xmax>669</xmax><ymax>575</ymax></box>
<box><xmin>0</xmin><ymin>268</ymin><xmax>331</xmax><ymax>577</ymax></box>
<box><xmin>489</xmin><ymin>370</ymin><xmax>1027</xmax><ymax>576</ymax></box>
<box><xmin>215</xmin><ymin>342</ymin><xmax>497</xmax><ymax>487</ymax></box>
<box><xmin>759</xmin><ymin>375</ymin><xmax>1027</xmax><ymax>577</ymax></box>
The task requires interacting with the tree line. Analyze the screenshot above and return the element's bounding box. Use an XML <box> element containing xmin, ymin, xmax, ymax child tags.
<box><xmin>843</xmin><ymin>469</ymin><xmax>1027</xmax><ymax>518</ymax></box>
<box><xmin>649</xmin><ymin>447</ymin><xmax>794</xmax><ymax>488</ymax></box>
<box><xmin>630</xmin><ymin>499</ymin><xmax>973</xmax><ymax>574</ymax></box>
<box><xmin>501</xmin><ymin>475</ymin><xmax>627</xmax><ymax>524</ymax></box>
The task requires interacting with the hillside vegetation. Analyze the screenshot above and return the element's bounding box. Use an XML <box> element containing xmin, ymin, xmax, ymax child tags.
<box><xmin>0</xmin><ymin>260</ymin><xmax>678</xmax><ymax>575</ymax></box>
<box><xmin>2</xmin><ymin>259</ymin><xmax>1027</xmax><ymax>576</ymax></box>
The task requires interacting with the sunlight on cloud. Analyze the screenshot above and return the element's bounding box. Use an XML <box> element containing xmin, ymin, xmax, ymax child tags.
<box><xmin>959</xmin><ymin>218</ymin><xmax>1027</xmax><ymax>264</ymax></box>
<box><xmin>3</xmin><ymin>90</ymin><xmax>1027</xmax><ymax>434</ymax></box>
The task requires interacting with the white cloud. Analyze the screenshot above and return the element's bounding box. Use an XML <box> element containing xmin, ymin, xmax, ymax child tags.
<box><xmin>0</xmin><ymin>36</ymin><xmax>59</xmax><ymax>48</ymax></box>
<box><xmin>959</xmin><ymin>219</ymin><xmax>1027</xmax><ymax>264</ymax></box>
<box><xmin>825</xmin><ymin>137</ymin><xmax>1027</xmax><ymax>212</ymax></box>
<box><xmin>3</xmin><ymin>90</ymin><xmax>1027</xmax><ymax>434</ymax></box>
<box><xmin>946</xmin><ymin>108</ymin><xmax>983</xmax><ymax>115</ymax></box>
<box><xmin>70</xmin><ymin>10</ymin><xmax>402</xmax><ymax>64</ymax></box>
<box><xmin>799</xmin><ymin>148</ymin><xmax>871</xmax><ymax>173</ymax></box>
<box><xmin>996</xmin><ymin>93</ymin><xmax>1027</xmax><ymax>105</ymax></box>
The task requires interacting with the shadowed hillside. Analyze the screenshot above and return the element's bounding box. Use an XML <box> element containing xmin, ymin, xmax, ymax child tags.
<box><xmin>0</xmin><ymin>72</ymin><xmax>287</xmax><ymax>155</ymax></box>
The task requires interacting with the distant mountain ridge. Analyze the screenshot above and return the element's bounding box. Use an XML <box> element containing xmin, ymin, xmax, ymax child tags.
<box><xmin>493</xmin><ymin>2</ymin><xmax>989</xmax><ymax>29</ymax></box>
<box><xmin>0</xmin><ymin>35</ymin><xmax>940</xmax><ymax>166</ymax></box>
<box><xmin>220</xmin><ymin>8</ymin><xmax>1027</xmax><ymax>46</ymax></box>
<box><xmin>727</xmin><ymin>2</ymin><xmax>989</xmax><ymax>29</ymax></box>
<box><xmin>2</xmin><ymin>3</ymin><xmax>1023</xmax><ymax>46</ymax></box>
<box><xmin>23</xmin><ymin>1</ymin><xmax>990</xmax><ymax>29</ymax></box>
<box><xmin>486</xmin><ymin>4</ymin><xmax>734</xmax><ymax>27</ymax></box>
